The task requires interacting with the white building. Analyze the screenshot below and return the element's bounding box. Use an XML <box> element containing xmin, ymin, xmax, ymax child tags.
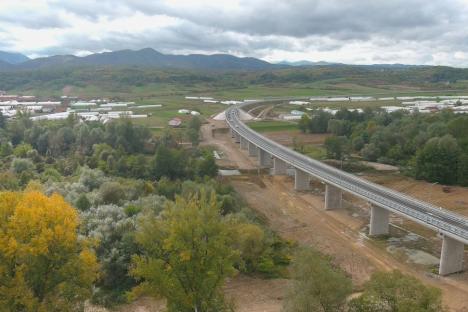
<box><xmin>100</xmin><ymin>103</ymin><xmax>128</xmax><ymax>108</ymax></box>
<box><xmin>289</xmin><ymin>100</ymin><xmax>310</xmax><ymax>105</ymax></box>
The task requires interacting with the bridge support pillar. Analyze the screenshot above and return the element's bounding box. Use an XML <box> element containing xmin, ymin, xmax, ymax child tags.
<box><xmin>259</xmin><ymin>149</ymin><xmax>272</xmax><ymax>167</ymax></box>
<box><xmin>325</xmin><ymin>184</ymin><xmax>342</xmax><ymax>210</ymax></box>
<box><xmin>439</xmin><ymin>235</ymin><xmax>464</xmax><ymax>275</ymax></box>
<box><xmin>369</xmin><ymin>205</ymin><xmax>389</xmax><ymax>236</ymax></box>
<box><xmin>294</xmin><ymin>168</ymin><xmax>310</xmax><ymax>191</ymax></box>
<box><xmin>234</xmin><ymin>132</ymin><xmax>240</xmax><ymax>143</ymax></box>
<box><xmin>248</xmin><ymin>142</ymin><xmax>258</xmax><ymax>157</ymax></box>
<box><xmin>240</xmin><ymin>137</ymin><xmax>248</xmax><ymax>150</ymax></box>
<box><xmin>230</xmin><ymin>128</ymin><xmax>235</xmax><ymax>138</ymax></box>
<box><xmin>273</xmin><ymin>157</ymin><xmax>287</xmax><ymax>175</ymax></box>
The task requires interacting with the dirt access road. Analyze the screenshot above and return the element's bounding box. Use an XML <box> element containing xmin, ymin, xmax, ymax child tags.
<box><xmin>203</xmin><ymin>119</ymin><xmax>468</xmax><ymax>312</ymax></box>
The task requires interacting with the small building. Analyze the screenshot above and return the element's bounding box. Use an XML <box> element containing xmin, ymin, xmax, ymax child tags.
<box><xmin>178</xmin><ymin>109</ymin><xmax>190</xmax><ymax>114</ymax></box>
<box><xmin>168</xmin><ymin>118</ymin><xmax>182</xmax><ymax>127</ymax></box>
<box><xmin>289</xmin><ymin>100</ymin><xmax>309</xmax><ymax>105</ymax></box>
<box><xmin>290</xmin><ymin>110</ymin><xmax>305</xmax><ymax>116</ymax></box>
<box><xmin>191</xmin><ymin>111</ymin><xmax>201</xmax><ymax>116</ymax></box>
<box><xmin>280</xmin><ymin>114</ymin><xmax>302</xmax><ymax>120</ymax></box>
<box><xmin>100</xmin><ymin>103</ymin><xmax>128</xmax><ymax>108</ymax></box>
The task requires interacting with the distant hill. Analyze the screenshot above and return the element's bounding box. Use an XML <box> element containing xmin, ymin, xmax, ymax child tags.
<box><xmin>276</xmin><ymin>60</ymin><xmax>425</xmax><ymax>69</ymax></box>
<box><xmin>14</xmin><ymin>48</ymin><xmax>279</xmax><ymax>71</ymax></box>
<box><xmin>277</xmin><ymin>60</ymin><xmax>341</xmax><ymax>66</ymax></box>
<box><xmin>0</xmin><ymin>51</ymin><xmax>29</xmax><ymax>64</ymax></box>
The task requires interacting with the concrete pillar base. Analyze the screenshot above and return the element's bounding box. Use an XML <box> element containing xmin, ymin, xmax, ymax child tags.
<box><xmin>248</xmin><ymin>142</ymin><xmax>258</xmax><ymax>157</ymax></box>
<box><xmin>294</xmin><ymin>168</ymin><xmax>309</xmax><ymax>191</ymax></box>
<box><xmin>230</xmin><ymin>129</ymin><xmax>235</xmax><ymax>138</ymax></box>
<box><xmin>273</xmin><ymin>158</ymin><xmax>287</xmax><ymax>175</ymax></box>
<box><xmin>439</xmin><ymin>235</ymin><xmax>464</xmax><ymax>275</ymax></box>
<box><xmin>240</xmin><ymin>137</ymin><xmax>248</xmax><ymax>150</ymax></box>
<box><xmin>259</xmin><ymin>149</ymin><xmax>272</xmax><ymax>167</ymax></box>
<box><xmin>325</xmin><ymin>184</ymin><xmax>342</xmax><ymax>210</ymax></box>
<box><xmin>369</xmin><ymin>204</ymin><xmax>390</xmax><ymax>236</ymax></box>
<box><xmin>234</xmin><ymin>132</ymin><xmax>240</xmax><ymax>143</ymax></box>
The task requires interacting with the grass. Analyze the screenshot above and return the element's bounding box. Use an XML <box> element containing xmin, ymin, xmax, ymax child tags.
<box><xmin>247</xmin><ymin>120</ymin><xmax>299</xmax><ymax>132</ymax></box>
<box><xmin>302</xmin><ymin>144</ymin><xmax>327</xmax><ymax>160</ymax></box>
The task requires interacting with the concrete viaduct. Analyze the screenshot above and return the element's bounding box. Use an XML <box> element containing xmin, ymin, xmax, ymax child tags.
<box><xmin>226</xmin><ymin>101</ymin><xmax>468</xmax><ymax>276</ymax></box>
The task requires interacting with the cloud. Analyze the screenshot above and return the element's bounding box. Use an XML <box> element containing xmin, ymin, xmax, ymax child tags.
<box><xmin>1</xmin><ymin>0</ymin><xmax>468</xmax><ymax>66</ymax></box>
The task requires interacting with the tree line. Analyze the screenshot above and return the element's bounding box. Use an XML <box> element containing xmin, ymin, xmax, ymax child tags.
<box><xmin>299</xmin><ymin>108</ymin><xmax>468</xmax><ymax>186</ymax></box>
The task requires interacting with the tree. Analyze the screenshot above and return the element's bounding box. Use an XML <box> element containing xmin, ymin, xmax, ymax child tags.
<box><xmin>0</xmin><ymin>191</ymin><xmax>98</xmax><ymax>311</ymax></box>
<box><xmin>187</xmin><ymin>128</ymin><xmax>200</xmax><ymax>146</ymax></box>
<box><xmin>188</xmin><ymin>116</ymin><xmax>202</xmax><ymax>132</ymax></box>
<box><xmin>327</xmin><ymin>119</ymin><xmax>352</xmax><ymax>136</ymax></box>
<box><xmin>298</xmin><ymin>115</ymin><xmax>311</xmax><ymax>133</ymax></box>
<box><xmin>349</xmin><ymin>270</ymin><xmax>444</xmax><ymax>312</ymax></box>
<box><xmin>309</xmin><ymin>111</ymin><xmax>332</xmax><ymax>133</ymax></box>
<box><xmin>324</xmin><ymin>136</ymin><xmax>349</xmax><ymax>160</ymax></box>
<box><xmin>415</xmin><ymin>135</ymin><xmax>460</xmax><ymax>184</ymax></box>
<box><xmin>81</xmin><ymin>204</ymin><xmax>140</xmax><ymax>305</ymax></box>
<box><xmin>98</xmin><ymin>181</ymin><xmax>126</xmax><ymax>205</ymax></box>
<box><xmin>10</xmin><ymin>158</ymin><xmax>35</xmax><ymax>174</ymax></box>
<box><xmin>457</xmin><ymin>153</ymin><xmax>468</xmax><ymax>186</ymax></box>
<box><xmin>151</xmin><ymin>146</ymin><xmax>185</xmax><ymax>180</ymax></box>
<box><xmin>75</xmin><ymin>194</ymin><xmax>91</xmax><ymax>211</ymax></box>
<box><xmin>130</xmin><ymin>191</ymin><xmax>237</xmax><ymax>312</ymax></box>
<box><xmin>0</xmin><ymin>111</ymin><xmax>5</xmax><ymax>129</ymax></box>
<box><xmin>283</xmin><ymin>248</ymin><xmax>352</xmax><ymax>312</ymax></box>
<box><xmin>197</xmin><ymin>154</ymin><xmax>218</xmax><ymax>177</ymax></box>
<box><xmin>361</xmin><ymin>143</ymin><xmax>381</xmax><ymax>162</ymax></box>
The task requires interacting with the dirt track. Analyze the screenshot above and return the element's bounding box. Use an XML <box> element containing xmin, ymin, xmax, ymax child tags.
<box><xmin>204</xmin><ymin>119</ymin><xmax>468</xmax><ymax>312</ymax></box>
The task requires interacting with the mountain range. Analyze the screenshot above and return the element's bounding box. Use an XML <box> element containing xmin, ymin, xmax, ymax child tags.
<box><xmin>0</xmin><ymin>48</ymin><xmax>278</xmax><ymax>71</ymax></box>
<box><xmin>0</xmin><ymin>51</ymin><xmax>30</xmax><ymax>65</ymax></box>
<box><xmin>0</xmin><ymin>48</ymin><xmax>431</xmax><ymax>71</ymax></box>
<box><xmin>277</xmin><ymin>60</ymin><xmax>342</xmax><ymax>66</ymax></box>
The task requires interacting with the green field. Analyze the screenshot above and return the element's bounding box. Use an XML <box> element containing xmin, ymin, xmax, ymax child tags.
<box><xmin>247</xmin><ymin>120</ymin><xmax>299</xmax><ymax>132</ymax></box>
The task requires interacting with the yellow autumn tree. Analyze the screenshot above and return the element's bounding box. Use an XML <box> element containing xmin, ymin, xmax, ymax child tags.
<box><xmin>0</xmin><ymin>191</ymin><xmax>98</xmax><ymax>312</ymax></box>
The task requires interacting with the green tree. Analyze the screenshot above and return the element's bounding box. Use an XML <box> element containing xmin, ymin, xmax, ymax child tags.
<box><xmin>197</xmin><ymin>154</ymin><xmax>218</xmax><ymax>177</ymax></box>
<box><xmin>0</xmin><ymin>111</ymin><xmax>5</xmax><ymax>129</ymax></box>
<box><xmin>298</xmin><ymin>115</ymin><xmax>310</xmax><ymax>133</ymax></box>
<box><xmin>75</xmin><ymin>194</ymin><xmax>91</xmax><ymax>211</ymax></box>
<box><xmin>415</xmin><ymin>135</ymin><xmax>460</xmax><ymax>184</ymax></box>
<box><xmin>457</xmin><ymin>153</ymin><xmax>468</xmax><ymax>186</ymax></box>
<box><xmin>349</xmin><ymin>270</ymin><xmax>444</xmax><ymax>312</ymax></box>
<box><xmin>151</xmin><ymin>146</ymin><xmax>185</xmax><ymax>180</ymax></box>
<box><xmin>283</xmin><ymin>248</ymin><xmax>352</xmax><ymax>312</ymax></box>
<box><xmin>327</xmin><ymin>119</ymin><xmax>352</xmax><ymax>136</ymax></box>
<box><xmin>188</xmin><ymin>116</ymin><xmax>202</xmax><ymax>131</ymax></box>
<box><xmin>324</xmin><ymin>136</ymin><xmax>349</xmax><ymax>160</ymax></box>
<box><xmin>309</xmin><ymin>111</ymin><xmax>332</xmax><ymax>133</ymax></box>
<box><xmin>361</xmin><ymin>143</ymin><xmax>381</xmax><ymax>162</ymax></box>
<box><xmin>99</xmin><ymin>181</ymin><xmax>126</xmax><ymax>205</ymax></box>
<box><xmin>187</xmin><ymin>128</ymin><xmax>200</xmax><ymax>146</ymax></box>
<box><xmin>130</xmin><ymin>191</ymin><xmax>237</xmax><ymax>312</ymax></box>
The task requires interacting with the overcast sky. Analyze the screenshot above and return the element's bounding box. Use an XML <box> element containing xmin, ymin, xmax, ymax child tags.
<box><xmin>1</xmin><ymin>0</ymin><xmax>468</xmax><ymax>66</ymax></box>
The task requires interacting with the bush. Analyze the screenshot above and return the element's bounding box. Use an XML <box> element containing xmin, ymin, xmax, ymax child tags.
<box><xmin>283</xmin><ymin>248</ymin><xmax>352</xmax><ymax>312</ymax></box>
<box><xmin>10</xmin><ymin>157</ymin><xmax>35</xmax><ymax>174</ymax></box>
<box><xmin>349</xmin><ymin>270</ymin><xmax>445</xmax><ymax>312</ymax></box>
<box><xmin>81</xmin><ymin>204</ymin><xmax>138</xmax><ymax>306</ymax></box>
<box><xmin>99</xmin><ymin>181</ymin><xmax>126</xmax><ymax>205</ymax></box>
<box><xmin>75</xmin><ymin>194</ymin><xmax>92</xmax><ymax>211</ymax></box>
